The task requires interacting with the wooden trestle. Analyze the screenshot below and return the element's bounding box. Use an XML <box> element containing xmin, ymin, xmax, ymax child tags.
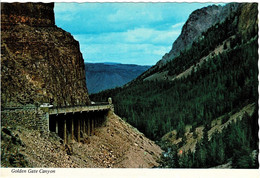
<box><xmin>48</xmin><ymin>104</ymin><xmax>112</xmax><ymax>144</ymax></box>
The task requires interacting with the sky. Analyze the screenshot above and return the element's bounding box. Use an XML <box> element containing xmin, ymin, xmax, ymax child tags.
<box><xmin>54</xmin><ymin>2</ymin><xmax>224</xmax><ymax>65</ymax></box>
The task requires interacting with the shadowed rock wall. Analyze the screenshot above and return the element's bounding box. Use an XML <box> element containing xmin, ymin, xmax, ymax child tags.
<box><xmin>1</xmin><ymin>3</ymin><xmax>55</xmax><ymax>28</ymax></box>
<box><xmin>1</xmin><ymin>2</ymin><xmax>90</xmax><ymax>107</ymax></box>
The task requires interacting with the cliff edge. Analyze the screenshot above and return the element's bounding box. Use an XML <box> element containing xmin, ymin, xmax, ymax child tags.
<box><xmin>1</xmin><ymin>2</ymin><xmax>90</xmax><ymax>107</ymax></box>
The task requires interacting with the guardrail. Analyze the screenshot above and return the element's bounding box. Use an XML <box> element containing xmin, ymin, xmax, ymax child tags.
<box><xmin>49</xmin><ymin>104</ymin><xmax>112</xmax><ymax>115</ymax></box>
<box><xmin>1</xmin><ymin>102</ymin><xmax>110</xmax><ymax>111</ymax></box>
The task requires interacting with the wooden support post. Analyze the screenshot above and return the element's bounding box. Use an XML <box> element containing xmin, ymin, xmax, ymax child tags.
<box><xmin>71</xmin><ymin>118</ymin><xmax>74</xmax><ymax>141</ymax></box>
<box><xmin>98</xmin><ymin>115</ymin><xmax>101</xmax><ymax>127</ymax></box>
<box><xmin>55</xmin><ymin>119</ymin><xmax>58</xmax><ymax>134</ymax></box>
<box><xmin>91</xmin><ymin>117</ymin><xmax>94</xmax><ymax>135</ymax></box>
<box><xmin>46</xmin><ymin>113</ymin><xmax>50</xmax><ymax>132</ymax></box>
<box><xmin>83</xmin><ymin>117</ymin><xmax>86</xmax><ymax>134</ymax></box>
<box><xmin>87</xmin><ymin>117</ymin><xmax>91</xmax><ymax>136</ymax></box>
<box><xmin>95</xmin><ymin>115</ymin><xmax>97</xmax><ymax>128</ymax></box>
<box><xmin>93</xmin><ymin>117</ymin><xmax>95</xmax><ymax>129</ymax></box>
<box><xmin>64</xmin><ymin>119</ymin><xmax>67</xmax><ymax>145</ymax></box>
<box><xmin>77</xmin><ymin>118</ymin><xmax>80</xmax><ymax>142</ymax></box>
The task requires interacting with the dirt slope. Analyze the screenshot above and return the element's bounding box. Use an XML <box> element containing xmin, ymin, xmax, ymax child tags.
<box><xmin>1</xmin><ymin>112</ymin><xmax>162</xmax><ymax>168</ymax></box>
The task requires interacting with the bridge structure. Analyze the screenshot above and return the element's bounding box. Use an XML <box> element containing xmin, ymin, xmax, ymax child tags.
<box><xmin>2</xmin><ymin>98</ymin><xmax>114</xmax><ymax>144</ymax></box>
<box><xmin>47</xmin><ymin>101</ymin><xmax>113</xmax><ymax>144</ymax></box>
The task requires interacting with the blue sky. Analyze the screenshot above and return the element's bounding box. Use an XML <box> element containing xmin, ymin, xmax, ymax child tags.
<box><xmin>54</xmin><ymin>3</ymin><xmax>224</xmax><ymax>65</ymax></box>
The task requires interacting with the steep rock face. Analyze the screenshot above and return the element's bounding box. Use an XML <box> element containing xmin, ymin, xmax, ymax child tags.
<box><xmin>1</xmin><ymin>3</ymin><xmax>90</xmax><ymax>107</ymax></box>
<box><xmin>1</xmin><ymin>3</ymin><xmax>55</xmax><ymax>28</ymax></box>
<box><xmin>157</xmin><ymin>3</ymin><xmax>239</xmax><ymax>67</ymax></box>
<box><xmin>237</xmin><ymin>3</ymin><xmax>258</xmax><ymax>37</ymax></box>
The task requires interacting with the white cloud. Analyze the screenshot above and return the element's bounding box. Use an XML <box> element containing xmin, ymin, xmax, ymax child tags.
<box><xmin>151</xmin><ymin>30</ymin><xmax>180</xmax><ymax>44</ymax></box>
<box><xmin>79</xmin><ymin>43</ymin><xmax>169</xmax><ymax>65</ymax></box>
<box><xmin>107</xmin><ymin>3</ymin><xmax>163</xmax><ymax>23</ymax></box>
<box><xmin>74</xmin><ymin>26</ymin><xmax>181</xmax><ymax>45</ymax></box>
<box><xmin>125</xmin><ymin>28</ymin><xmax>154</xmax><ymax>43</ymax></box>
<box><xmin>73</xmin><ymin>25</ymin><xmax>182</xmax><ymax>65</ymax></box>
<box><xmin>153</xmin><ymin>47</ymin><xmax>171</xmax><ymax>56</ymax></box>
<box><xmin>171</xmin><ymin>22</ymin><xmax>185</xmax><ymax>29</ymax></box>
<box><xmin>125</xmin><ymin>27</ymin><xmax>182</xmax><ymax>45</ymax></box>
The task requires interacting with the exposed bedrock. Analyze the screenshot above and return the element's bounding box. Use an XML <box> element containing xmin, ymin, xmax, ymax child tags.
<box><xmin>1</xmin><ymin>2</ymin><xmax>90</xmax><ymax>107</ymax></box>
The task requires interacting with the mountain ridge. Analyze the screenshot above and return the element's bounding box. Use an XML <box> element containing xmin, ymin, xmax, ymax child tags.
<box><xmin>157</xmin><ymin>3</ymin><xmax>239</xmax><ymax>66</ymax></box>
<box><xmin>85</xmin><ymin>62</ymin><xmax>151</xmax><ymax>94</ymax></box>
<box><xmin>138</xmin><ymin>3</ymin><xmax>241</xmax><ymax>82</ymax></box>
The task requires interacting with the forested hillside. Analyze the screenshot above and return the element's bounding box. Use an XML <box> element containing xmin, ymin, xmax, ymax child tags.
<box><xmin>90</xmin><ymin>3</ymin><xmax>258</xmax><ymax>168</ymax></box>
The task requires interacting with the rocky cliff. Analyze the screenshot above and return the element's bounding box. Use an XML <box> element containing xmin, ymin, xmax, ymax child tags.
<box><xmin>237</xmin><ymin>3</ymin><xmax>258</xmax><ymax>37</ymax></box>
<box><xmin>156</xmin><ymin>3</ymin><xmax>239</xmax><ymax>67</ymax></box>
<box><xmin>1</xmin><ymin>2</ymin><xmax>90</xmax><ymax>107</ymax></box>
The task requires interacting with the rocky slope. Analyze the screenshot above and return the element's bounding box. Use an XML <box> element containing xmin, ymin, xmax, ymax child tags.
<box><xmin>156</xmin><ymin>3</ymin><xmax>239</xmax><ymax>67</ymax></box>
<box><xmin>137</xmin><ymin>3</ymin><xmax>257</xmax><ymax>82</ymax></box>
<box><xmin>1</xmin><ymin>112</ymin><xmax>162</xmax><ymax>168</ymax></box>
<box><xmin>85</xmin><ymin>63</ymin><xmax>151</xmax><ymax>94</ymax></box>
<box><xmin>136</xmin><ymin>3</ymin><xmax>240</xmax><ymax>81</ymax></box>
<box><xmin>237</xmin><ymin>2</ymin><xmax>258</xmax><ymax>36</ymax></box>
<box><xmin>1</xmin><ymin>2</ymin><xmax>90</xmax><ymax>107</ymax></box>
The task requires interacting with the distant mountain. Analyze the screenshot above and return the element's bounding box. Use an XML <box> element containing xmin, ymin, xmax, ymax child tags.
<box><xmin>157</xmin><ymin>3</ymin><xmax>240</xmax><ymax>66</ymax></box>
<box><xmin>85</xmin><ymin>63</ymin><xmax>151</xmax><ymax>94</ymax></box>
<box><xmin>139</xmin><ymin>3</ymin><xmax>240</xmax><ymax>81</ymax></box>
